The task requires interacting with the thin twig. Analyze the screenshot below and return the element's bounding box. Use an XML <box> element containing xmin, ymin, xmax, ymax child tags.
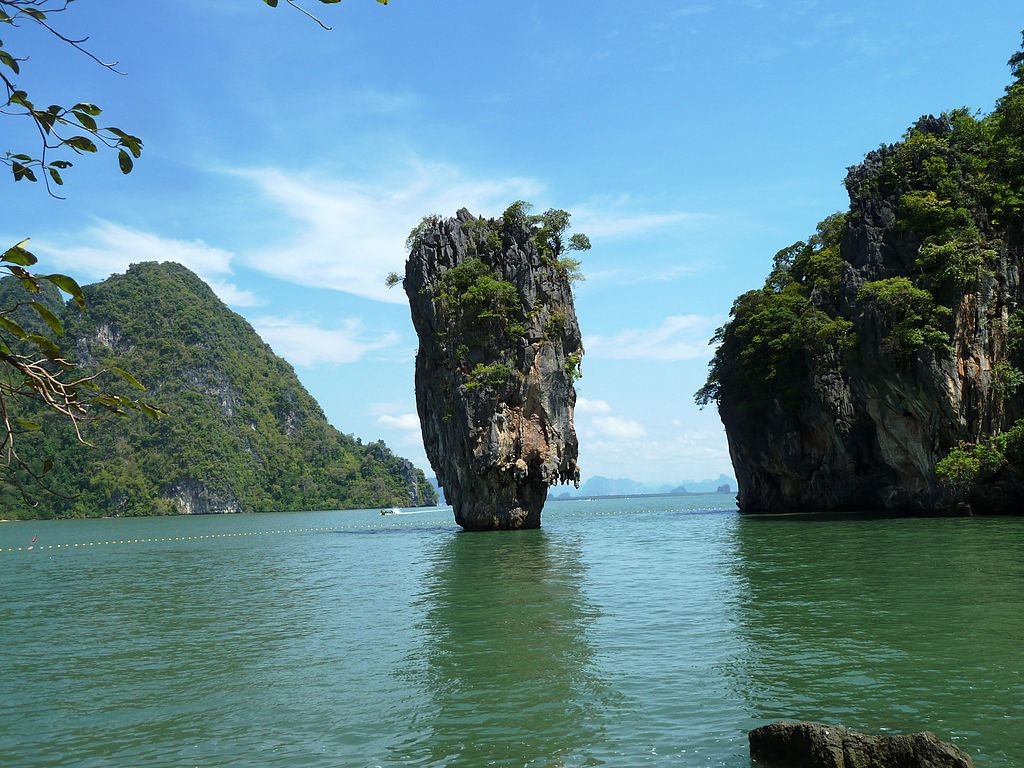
<box><xmin>284</xmin><ymin>0</ymin><xmax>332</xmax><ymax>30</ymax></box>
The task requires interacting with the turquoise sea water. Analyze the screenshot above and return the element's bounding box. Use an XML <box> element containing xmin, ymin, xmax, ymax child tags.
<box><xmin>1</xmin><ymin>495</ymin><xmax>1022</xmax><ymax>767</ymax></box>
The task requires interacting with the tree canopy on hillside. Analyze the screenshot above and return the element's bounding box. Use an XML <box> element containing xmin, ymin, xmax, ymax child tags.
<box><xmin>0</xmin><ymin>0</ymin><xmax>388</xmax><ymax>496</ymax></box>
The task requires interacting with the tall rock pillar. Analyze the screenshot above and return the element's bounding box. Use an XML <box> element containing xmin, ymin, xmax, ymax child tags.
<box><xmin>402</xmin><ymin>206</ymin><xmax>583</xmax><ymax>530</ymax></box>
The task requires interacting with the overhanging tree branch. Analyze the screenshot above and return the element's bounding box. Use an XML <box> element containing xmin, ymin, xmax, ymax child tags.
<box><xmin>0</xmin><ymin>0</ymin><xmax>142</xmax><ymax>195</ymax></box>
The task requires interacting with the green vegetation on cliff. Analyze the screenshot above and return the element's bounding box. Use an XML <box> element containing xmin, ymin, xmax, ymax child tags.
<box><xmin>402</xmin><ymin>202</ymin><xmax>589</xmax><ymax>396</ymax></box>
<box><xmin>698</xmin><ymin>33</ymin><xmax>1024</xmax><ymax>508</ymax></box>
<box><xmin>695</xmin><ymin>213</ymin><xmax>855</xmax><ymax>413</ymax></box>
<box><xmin>0</xmin><ymin>262</ymin><xmax>436</xmax><ymax>519</ymax></box>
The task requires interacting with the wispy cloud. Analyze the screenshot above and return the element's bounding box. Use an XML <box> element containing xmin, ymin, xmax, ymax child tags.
<box><xmin>571</xmin><ymin>196</ymin><xmax>710</xmax><ymax>239</ymax></box>
<box><xmin>574</xmin><ymin>397</ymin><xmax>647</xmax><ymax>447</ymax></box>
<box><xmin>580</xmin><ymin>426</ymin><xmax>732</xmax><ymax>484</ymax></box>
<box><xmin>377</xmin><ymin>412</ymin><xmax>421</xmax><ymax>431</ymax></box>
<box><xmin>250</xmin><ymin>315</ymin><xmax>398</xmax><ymax>366</ymax></box>
<box><xmin>592</xmin><ymin>415</ymin><xmax>647</xmax><ymax>440</ymax></box>
<box><xmin>235</xmin><ymin>161</ymin><xmax>543</xmax><ymax>304</ymax></box>
<box><xmin>575</xmin><ymin>396</ymin><xmax>612</xmax><ymax>415</ymax></box>
<box><xmin>32</xmin><ymin>220</ymin><xmax>260</xmax><ymax>307</ymax></box>
<box><xmin>585</xmin><ymin>314</ymin><xmax>719</xmax><ymax>361</ymax></box>
<box><xmin>573</xmin><ymin>393</ymin><xmax>730</xmax><ymax>481</ymax></box>
<box><xmin>371</xmin><ymin>402</ymin><xmax>425</xmax><ymax>449</ymax></box>
<box><xmin>584</xmin><ymin>260</ymin><xmax>705</xmax><ymax>286</ymax></box>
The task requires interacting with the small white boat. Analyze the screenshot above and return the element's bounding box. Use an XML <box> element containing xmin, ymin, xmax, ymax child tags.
<box><xmin>380</xmin><ymin>507</ymin><xmax>400</xmax><ymax>516</ymax></box>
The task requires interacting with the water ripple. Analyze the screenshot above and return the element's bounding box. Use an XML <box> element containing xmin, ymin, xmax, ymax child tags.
<box><xmin>1</xmin><ymin>501</ymin><xmax>1021</xmax><ymax>766</ymax></box>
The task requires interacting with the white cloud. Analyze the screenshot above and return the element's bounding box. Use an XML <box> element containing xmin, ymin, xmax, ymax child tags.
<box><xmin>591</xmin><ymin>415</ymin><xmax>647</xmax><ymax>440</ymax></box>
<box><xmin>204</xmin><ymin>279</ymin><xmax>261</xmax><ymax>307</ymax></box>
<box><xmin>250</xmin><ymin>315</ymin><xmax>398</xmax><ymax>366</ymax></box>
<box><xmin>585</xmin><ymin>314</ymin><xmax>719</xmax><ymax>361</ymax></box>
<box><xmin>575</xmin><ymin>396</ymin><xmax>612</xmax><ymax>414</ymax></box>
<box><xmin>570</xmin><ymin>196</ymin><xmax>710</xmax><ymax>240</ymax></box>
<box><xmin>235</xmin><ymin>162</ymin><xmax>543</xmax><ymax>304</ymax></box>
<box><xmin>583</xmin><ymin>260</ymin><xmax>704</xmax><ymax>286</ymax></box>
<box><xmin>576</xmin><ymin>414</ymin><xmax>732</xmax><ymax>484</ymax></box>
<box><xmin>582</xmin><ymin>434</ymin><xmax>731</xmax><ymax>484</ymax></box>
<box><xmin>377</xmin><ymin>412</ymin><xmax>421</xmax><ymax>431</ymax></box>
<box><xmin>32</xmin><ymin>220</ymin><xmax>260</xmax><ymax>307</ymax></box>
<box><xmin>372</xmin><ymin>405</ymin><xmax>425</xmax><ymax>449</ymax></box>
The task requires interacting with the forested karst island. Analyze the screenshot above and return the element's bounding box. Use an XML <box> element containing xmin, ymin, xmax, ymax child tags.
<box><xmin>698</xmin><ymin>37</ymin><xmax>1024</xmax><ymax>514</ymax></box>
<box><xmin>0</xmin><ymin>262</ymin><xmax>436</xmax><ymax>519</ymax></box>
<box><xmin>400</xmin><ymin>203</ymin><xmax>585</xmax><ymax>531</ymax></box>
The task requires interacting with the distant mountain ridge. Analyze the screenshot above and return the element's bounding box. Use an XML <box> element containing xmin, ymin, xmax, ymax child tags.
<box><xmin>0</xmin><ymin>262</ymin><xmax>437</xmax><ymax>519</ymax></box>
<box><xmin>552</xmin><ymin>474</ymin><xmax>736</xmax><ymax>499</ymax></box>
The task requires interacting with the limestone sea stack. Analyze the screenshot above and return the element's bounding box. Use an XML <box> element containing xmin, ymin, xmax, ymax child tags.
<box><xmin>402</xmin><ymin>205</ymin><xmax>585</xmax><ymax>530</ymax></box>
<box><xmin>699</xmin><ymin>111</ymin><xmax>1024</xmax><ymax>514</ymax></box>
<box><xmin>698</xmin><ymin>44</ymin><xmax>1024</xmax><ymax>514</ymax></box>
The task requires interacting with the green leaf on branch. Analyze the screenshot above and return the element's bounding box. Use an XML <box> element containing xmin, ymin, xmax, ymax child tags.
<box><xmin>25</xmin><ymin>334</ymin><xmax>61</xmax><ymax>359</ymax></box>
<box><xmin>43</xmin><ymin>274</ymin><xmax>86</xmax><ymax>310</ymax></box>
<box><xmin>29</xmin><ymin>301</ymin><xmax>64</xmax><ymax>335</ymax></box>
<box><xmin>0</xmin><ymin>49</ymin><xmax>20</xmax><ymax>74</ymax></box>
<box><xmin>72</xmin><ymin>109</ymin><xmax>97</xmax><ymax>132</ymax></box>
<box><xmin>71</xmin><ymin>103</ymin><xmax>102</xmax><ymax>117</ymax></box>
<box><xmin>32</xmin><ymin>106</ymin><xmax>58</xmax><ymax>133</ymax></box>
<box><xmin>0</xmin><ymin>315</ymin><xmax>28</xmax><ymax>339</ymax></box>
<box><xmin>112</xmin><ymin>366</ymin><xmax>147</xmax><ymax>391</ymax></box>
<box><xmin>66</xmin><ymin>136</ymin><xmax>97</xmax><ymax>153</ymax></box>
<box><xmin>108</xmin><ymin>128</ymin><xmax>143</xmax><ymax>158</ymax></box>
<box><xmin>12</xmin><ymin>162</ymin><xmax>36</xmax><ymax>182</ymax></box>
<box><xmin>2</xmin><ymin>240</ymin><xmax>37</xmax><ymax>267</ymax></box>
<box><xmin>5</xmin><ymin>265</ymin><xmax>39</xmax><ymax>294</ymax></box>
<box><xmin>117</xmin><ymin>149</ymin><xmax>133</xmax><ymax>174</ymax></box>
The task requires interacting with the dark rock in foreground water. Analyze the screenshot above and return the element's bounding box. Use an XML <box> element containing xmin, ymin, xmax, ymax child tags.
<box><xmin>402</xmin><ymin>205</ymin><xmax>584</xmax><ymax>530</ymax></box>
<box><xmin>749</xmin><ymin>720</ymin><xmax>974</xmax><ymax>768</ymax></box>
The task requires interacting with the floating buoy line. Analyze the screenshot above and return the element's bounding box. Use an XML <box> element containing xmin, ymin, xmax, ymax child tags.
<box><xmin>0</xmin><ymin>517</ymin><xmax>458</xmax><ymax>556</ymax></box>
<box><xmin>0</xmin><ymin>505</ymin><xmax>688</xmax><ymax>556</ymax></box>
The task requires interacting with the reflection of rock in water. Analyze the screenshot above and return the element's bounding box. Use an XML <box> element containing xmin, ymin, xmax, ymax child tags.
<box><xmin>392</xmin><ymin>530</ymin><xmax>607</xmax><ymax>766</ymax></box>
<box><xmin>728</xmin><ymin>517</ymin><xmax>1018</xmax><ymax>751</ymax></box>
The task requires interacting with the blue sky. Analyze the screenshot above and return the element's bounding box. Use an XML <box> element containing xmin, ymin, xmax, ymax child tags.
<box><xmin>4</xmin><ymin>1</ymin><xmax>1022</xmax><ymax>485</ymax></box>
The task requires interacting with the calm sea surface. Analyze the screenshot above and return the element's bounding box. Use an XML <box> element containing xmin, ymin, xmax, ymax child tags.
<box><xmin>1</xmin><ymin>495</ymin><xmax>1022</xmax><ymax>767</ymax></box>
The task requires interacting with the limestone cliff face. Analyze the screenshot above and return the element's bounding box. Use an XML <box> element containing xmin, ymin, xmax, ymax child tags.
<box><xmin>712</xmin><ymin>114</ymin><xmax>1024</xmax><ymax>514</ymax></box>
<box><xmin>404</xmin><ymin>208</ymin><xmax>582</xmax><ymax>530</ymax></box>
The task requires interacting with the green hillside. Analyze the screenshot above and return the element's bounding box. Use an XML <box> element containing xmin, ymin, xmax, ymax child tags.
<box><xmin>0</xmin><ymin>261</ymin><xmax>436</xmax><ymax>519</ymax></box>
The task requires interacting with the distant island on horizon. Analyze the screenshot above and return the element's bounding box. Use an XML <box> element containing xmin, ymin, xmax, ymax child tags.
<box><xmin>552</xmin><ymin>474</ymin><xmax>736</xmax><ymax>500</ymax></box>
<box><xmin>425</xmin><ymin>474</ymin><xmax>735</xmax><ymax>506</ymax></box>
